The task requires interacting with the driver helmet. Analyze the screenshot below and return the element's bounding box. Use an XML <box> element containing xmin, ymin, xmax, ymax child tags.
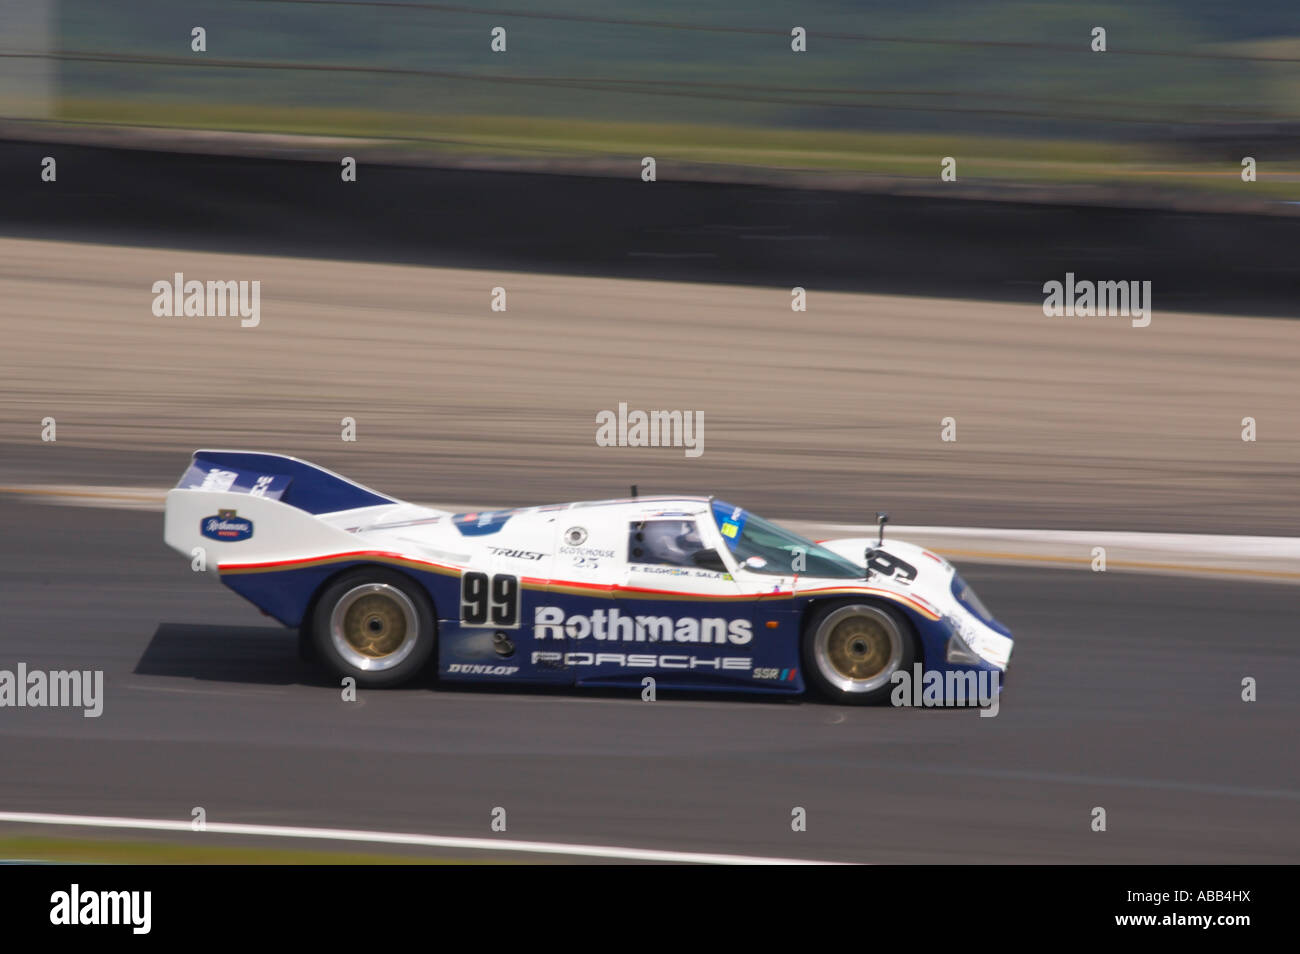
<box><xmin>643</xmin><ymin>520</ymin><xmax>701</xmax><ymax>565</ymax></box>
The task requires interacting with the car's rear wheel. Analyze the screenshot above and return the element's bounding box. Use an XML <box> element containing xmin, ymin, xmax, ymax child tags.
<box><xmin>801</xmin><ymin>601</ymin><xmax>916</xmax><ymax>705</ymax></box>
<box><xmin>310</xmin><ymin>568</ymin><xmax>436</xmax><ymax>688</ymax></box>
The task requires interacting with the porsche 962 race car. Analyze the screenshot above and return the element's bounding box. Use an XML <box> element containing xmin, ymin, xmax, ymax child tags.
<box><xmin>164</xmin><ymin>451</ymin><xmax>1013</xmax><ymax>704</ymax></box>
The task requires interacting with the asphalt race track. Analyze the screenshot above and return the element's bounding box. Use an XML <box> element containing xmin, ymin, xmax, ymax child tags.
<box><xmin>1</xmin><ymin>494</ymin><xmax>1295</xmax><ymax>863</ymax></box>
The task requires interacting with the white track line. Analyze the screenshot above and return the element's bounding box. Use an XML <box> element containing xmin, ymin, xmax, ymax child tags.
<box><xmin>0</xmin><ymin>812</ymin><xmax>839</xmax><ymax>865</ymax></box>
<box><xmin>790</xmin><ymin>522</ymin><xmax>1300</xmax><ymax>581</ymax></box>
<box><xmin>810</xmin><ymin>523</ymin><xmax>1300</xmax><ymax>559</ymax></box>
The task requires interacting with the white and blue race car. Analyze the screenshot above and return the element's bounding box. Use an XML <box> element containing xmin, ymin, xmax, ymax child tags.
<box><xmin>164</xmin><ymin>450</ymin><xmax>1012</xmax><ymax>704</ymax></box>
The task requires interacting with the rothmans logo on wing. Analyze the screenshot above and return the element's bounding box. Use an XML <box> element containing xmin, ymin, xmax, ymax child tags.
<box><xmin>534</xmin><ymin>606</ymin><xmax>752</xmax><ymax>645</ymax></box>
<box><xmin>200</xmin><ymin>509</ymin><xmax>253</xmax><ymax>542</ymax></box>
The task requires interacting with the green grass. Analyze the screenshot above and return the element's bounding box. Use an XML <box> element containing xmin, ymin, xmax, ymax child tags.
<box><xmin>0</xmin><ymin>836</ymin><xmax>491</xmax><ymax>865</ymax></box>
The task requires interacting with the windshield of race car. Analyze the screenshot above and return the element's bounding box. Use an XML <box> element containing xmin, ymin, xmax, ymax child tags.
<box><xmin>711</xmin><ymin>501</ymin><xmax>863</xmax><ymax>578</ymax></box>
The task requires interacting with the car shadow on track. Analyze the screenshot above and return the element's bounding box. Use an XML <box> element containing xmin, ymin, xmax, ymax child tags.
<box><xmin>134</xmin><ymin>622</ymin><xmax>801</xmax><ymax>705</ymax></box>
<box><xmin>135</xmin><ymin>623</ymin><xmax>337</xmax><ymax>688</ymax></box>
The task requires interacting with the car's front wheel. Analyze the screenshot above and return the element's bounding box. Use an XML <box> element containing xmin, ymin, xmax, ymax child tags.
<box><xmin>310</xmin><ymin>568</ymin><xmax>436</xmax><ymax>688</ymax></box>
<box><xmin>801</xmin><ymin>601</ymin><xmax>916</xmax><ymax>705</ymax></box>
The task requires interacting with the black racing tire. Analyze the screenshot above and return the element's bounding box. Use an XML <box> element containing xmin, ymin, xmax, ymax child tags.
<box><xmin>309</xmin><ymin>567</ymin><xmax>436</xmax><ymax>688</ymax></box>
<box><xmin>801</xmin><ymin>600</ymin><xmax>917</xmax><ymax>706</ymax></box>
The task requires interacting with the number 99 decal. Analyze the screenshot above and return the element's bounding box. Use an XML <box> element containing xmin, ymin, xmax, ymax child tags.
<box><xmin>460</xmin><ymin>571</ymin><xmax>521</xmax><ymax>628</ymax></box>
<box><xmin>866</xmin><ymin>552</ymin><xmax>918</xmax><ymax>585</ymax></box>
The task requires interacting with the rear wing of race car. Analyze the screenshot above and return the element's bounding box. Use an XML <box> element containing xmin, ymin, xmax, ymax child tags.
<box><xmin>174</xmin><ymin>450</ymin><xmax>396</xmax><ymax>514</ymax></box>
<box><xmin>163</xmin><ymin>450</ymin><xmax>401</xmax><ymax>571</ymax></box>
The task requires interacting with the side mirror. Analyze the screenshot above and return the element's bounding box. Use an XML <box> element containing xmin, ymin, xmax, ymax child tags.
<box><xmin>691</xmin><ymin>548</ymin><xmax>728</xmax><ymax>572</ymax></box>
<box><xmin>863</xmin><ymin>547</ymin><xmax>877</xmax><ymax>580</ymax></box>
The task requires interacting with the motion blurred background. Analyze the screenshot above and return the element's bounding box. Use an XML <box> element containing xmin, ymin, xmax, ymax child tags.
<box><xmin>5</xmin><ymin>0</ymin><xmax>1300</xmax><ymax>202</ymax></box>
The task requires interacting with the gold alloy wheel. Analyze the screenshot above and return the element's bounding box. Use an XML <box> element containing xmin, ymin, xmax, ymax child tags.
<box><xmin>813</xmin><ymin>604</ymin><xmax>905</xmax><ymax>693</ymax></box>
<box><xmin>328</xmin><ymin>583</ymin><xmax>421</xmax><ymax>672</ymax></box>
<box><xmin>342</xmin><ymin>593</ymin><xmax>408</xmax><ymax>658</ymax></box>
<box><xmin>826</xmin><ymin>616</ymin><xmax>892</xmax><ymax>681</ymax></box>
